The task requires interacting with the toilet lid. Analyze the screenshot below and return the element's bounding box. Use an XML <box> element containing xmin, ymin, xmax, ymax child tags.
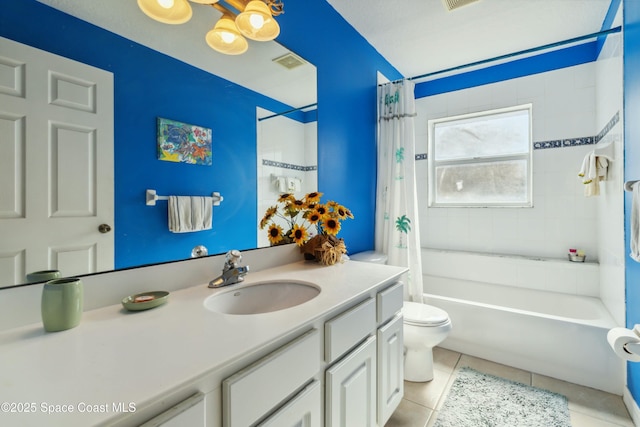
<box><xmin>403</xmin><ymin>302</ymin><xmax>449</xmax><ymax>326</ymax></box>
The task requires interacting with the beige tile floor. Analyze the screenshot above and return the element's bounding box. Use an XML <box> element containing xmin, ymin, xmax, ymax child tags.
<box><xmin>385</xmin><ymin>347</ymin><xmax>634</xmax><ymax>427</ymax></box>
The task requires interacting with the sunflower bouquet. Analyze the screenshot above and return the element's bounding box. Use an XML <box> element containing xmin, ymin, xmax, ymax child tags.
<box><xmin>259</xmin><ymin>192</ymin><xmax>354</xmax><ymax>265</ymax></box>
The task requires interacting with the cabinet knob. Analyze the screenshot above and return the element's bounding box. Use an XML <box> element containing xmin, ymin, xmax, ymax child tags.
<box><xmin>98</xmin><ymin>224</ymin><xmax>112</xmax><ymax>234</ymax></box>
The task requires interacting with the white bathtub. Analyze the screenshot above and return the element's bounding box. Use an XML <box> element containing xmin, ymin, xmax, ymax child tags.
<box><xmin>424</xmin><ymin>275</ymin><xmax>624</xmax><ymax>394</ymax></box>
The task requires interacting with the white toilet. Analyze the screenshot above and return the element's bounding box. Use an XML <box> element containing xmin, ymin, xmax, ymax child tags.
<box><xmin>350</xmin><ymin>251</ymin><xmax>452</xmax><ymax>382</ymax></box>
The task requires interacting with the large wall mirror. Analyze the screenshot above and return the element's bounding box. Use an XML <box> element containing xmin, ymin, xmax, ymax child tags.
<box><xmin>0</xmin><ymin>0</ymin><xmax>317</xmax><ymax>288</ymax></box>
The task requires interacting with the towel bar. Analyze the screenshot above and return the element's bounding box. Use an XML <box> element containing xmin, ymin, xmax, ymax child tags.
<box><xmin>625</xmin><ymin>181</ymin><xmax>640</xmax><ymax>192</ymax></box>
<box><xmin>146</xmin><ymin>189</ymin><xmax>224</xmax><ymax>206</ymax></box>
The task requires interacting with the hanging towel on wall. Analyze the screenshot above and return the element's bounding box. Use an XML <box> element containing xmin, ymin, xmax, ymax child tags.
<box><xmin>631</xmin><ymin>182</ymin><xmax>640</xmax><ymax>262</ymax></box>
<box><xmin>168</xmin><ymin>196</ymin><xmax>213</xmax><ymax>233</ymax></box>
<box><xmin>578</xmin><ymin>150</ymin><xmax>613</xmax><ymax>197</ymax></box>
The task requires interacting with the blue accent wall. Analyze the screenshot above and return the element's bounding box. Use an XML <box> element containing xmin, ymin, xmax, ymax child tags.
<box><xmin>625</xmin><ymin>0</ymin><xmax>640</xmax><ymax>409</ymax></box>
<box><xmin>414</xmin><ymin>42</ymin><xmax>599</xmax><ymax>98</ymax></box>
<box><xmin>1</xmin><ymin>0</ymin><xmax>402</xmax><ymax>267</ymax></box>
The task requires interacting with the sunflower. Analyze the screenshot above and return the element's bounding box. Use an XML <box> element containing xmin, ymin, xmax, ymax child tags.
<box><xmin>304</xmin><ymin>192</ymin><xmax>323</xmax><ymax>204</ymax></box>
<box><xmin>314</xmin><ymin>204</ymin><xmax>328</xmax><ymax>218</ymax></box>
<box><xmin>291</xmin><ymin>199</ymin><xmax>306</xmax><ymax>210</ymax></box>
<box><xmin>259</xmin><ymin>206</ymin><xmax>278</xmax><ymax>229</ymax></box>
<box><xmin>267</xmin><ymin>224</ymin><xmax>284</xmax><ymax>245</ymax></box>
<box><xmin>289</xmin><ymin>224</ymin><xmax>309</xmax><ymax>246</ymax></box>
<box><xmin>327</xmin><ymin>200</ymin><xmax>340</xmax><ymax>210</ymax></box>
<box><xmin>278</xmin><ymin>193</ymin><xmax>295</xmax><ymax>203</ymax></box>
<box><xmin>322</xmin><ymin>217</ymin><xmax>342</xmax><ymax>235</ymax></box>
<box><xmin>306</xmin><ymin>211</ymin><xmax>322</xmax><ymax>225</ymax></box>
<box><xmin>334</xmin><ymin>205</ymin><xmax>350</xmax><ymax>220</ymax></box>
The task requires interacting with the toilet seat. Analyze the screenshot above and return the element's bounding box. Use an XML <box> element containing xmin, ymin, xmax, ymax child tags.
<box><xmin>403</xmin><ymin>302</ymin><xmax>450</xmax><ymax>327</ymax></box>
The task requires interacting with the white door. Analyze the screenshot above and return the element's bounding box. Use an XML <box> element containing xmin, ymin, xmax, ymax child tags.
<box><xmin>326</xmin><ymin>336</ymin><xmax>377</xmax><ymax>427</ymax></box>
<box><xmin>0</xmin><ymin>36</ymin><xmax>114</xmax><ymax>286</ymax></box>
<box><xmin>377</xmin><ymin>314</ymin><xmax>404</xmax><ymax>425</ymax></box>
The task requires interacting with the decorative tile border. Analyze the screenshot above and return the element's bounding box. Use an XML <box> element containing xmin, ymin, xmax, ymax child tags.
<box><xmin>595</xmin><ymin>110</ymin><xmax>619</xmax><ymax>143</ymax></box>
<box><xmin>533</xmin><ymin>136</ymin><xmax>594</xmax><ymax>150</ymax></box>
<box><xmin>262</xmin><ymin>159</ymin><xmax>317</xmax><ymax>171</ymax></box>
<box><xmin>533</xmin><ymin>110</ymin><xmax>619</xmax><ymax>150</ymax></box>
<box><xmin>415</xmin><ymin>110</ymin><xmax>620</xmax><ymax>159</ymax></box>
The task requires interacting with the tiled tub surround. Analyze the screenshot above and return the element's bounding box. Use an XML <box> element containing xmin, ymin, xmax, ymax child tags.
<box><xmin>421</xmin><ymin>248</ymin><xmax>622</xmax><ymax>394</ymax></box>
<box><xmin>415</xmin><ymin>61</ymin><xmax>620</xmax><ymax>263</ymax></box>
<box><xmin>257</xmin><ymin>107</ymin><xmax>318</xmax><ymax>247</ymax></box>
<box><xmin>0</xmin><ymin>252</ymin><xmax>407</xmax><ymax>426</ymax></box>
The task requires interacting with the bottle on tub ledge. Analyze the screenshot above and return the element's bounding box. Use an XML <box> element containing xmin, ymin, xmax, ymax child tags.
<box><xmin>568</xmin><ymin>248</ymin><xmax>586</xmax><ymax>262</ymax></box>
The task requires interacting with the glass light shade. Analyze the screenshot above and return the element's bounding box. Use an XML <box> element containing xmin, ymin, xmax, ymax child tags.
<box><xmin>137</xmin><ymin>0</ymin><xmax>192</xmax><ymax>24</ymax></box>
<box><xmin>206</xmin><ymin>16</ymin><xmax>249</xmax><ymax>55</ymax></box>
<box><xmin>235</xmin><ymin>1</ymin><xmax>280</xmax><ymax>41</ymax></box>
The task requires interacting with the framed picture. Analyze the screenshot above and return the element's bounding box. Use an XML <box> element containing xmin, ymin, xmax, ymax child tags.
<box><xmin>157</xmin><ymin>117</ymin><xmax>212</xmax><ymax>165</ymax></box>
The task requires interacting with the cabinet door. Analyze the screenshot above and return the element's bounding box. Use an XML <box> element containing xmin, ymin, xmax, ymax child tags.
<box><xmin>325</xmin><ymin>335</ymin><xmax>377</xmax><ymax>427</ymax></box>
<box><xmin>138</xmin><ymin>393</ymin><xmax>205</xmax><ymax>427</ymax></box>
<box><xmin>258</xmin><ymin>380</ymin><xmax>321</xmax><ymax>427</ymax></box>
<box><xmin>377</xmin><ymin>314</ymin><xmax>404</xmax><ymax>425</ymax></box>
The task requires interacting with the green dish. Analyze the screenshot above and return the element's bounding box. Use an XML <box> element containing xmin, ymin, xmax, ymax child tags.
<box><xmin>122</xmin><ymin>291</ymin><xmax>169</xmax><ymax>311</ymax></box>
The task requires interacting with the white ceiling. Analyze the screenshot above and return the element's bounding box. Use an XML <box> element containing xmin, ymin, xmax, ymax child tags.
<box><xmin>36</xmin><ymin>0</ymin><xmax>317</xmax><ymax>109</ymax></box>
<box><xmin>326</xmin><ymin>0</ymin><xmax>613</xmax><ymax>81</ymax></box>
<box><xmin>36</xmin><ymin>0</ymin><xmax>613</xmax><ymax>101</ymax></box>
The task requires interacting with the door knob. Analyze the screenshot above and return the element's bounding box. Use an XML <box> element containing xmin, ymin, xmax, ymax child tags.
<box><xmin>98</xmin><ymin>224</ymin><xmax>112</xmax><ymax>233</ymax></box>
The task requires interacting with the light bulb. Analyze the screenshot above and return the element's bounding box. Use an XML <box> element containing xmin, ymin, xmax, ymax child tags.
<box><xmin>249</xmin><ymin>13</ymin><xmax>265</xmax><ymax>29</ymax></box>
<box><xmin>157</xmin><ymin>0</ymin><xmax>175</xmax><ymax>8</ymax></box>
<box><xmin>220</xmin><ymin>31</ymin><xmax>237</xmax><ymax>44</ymax></box>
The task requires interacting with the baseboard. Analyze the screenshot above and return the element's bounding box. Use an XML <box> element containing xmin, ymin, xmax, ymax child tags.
<box><xmin>624</xmin><ymin>387</ymin><xmax>640</xmax><ymax>427</ymax></box>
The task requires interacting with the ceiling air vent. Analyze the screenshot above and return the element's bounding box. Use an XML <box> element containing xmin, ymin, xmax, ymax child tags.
<box><xmin>441</xmin><ymin>0</ymin><xmax>480</xmax><ymax>11</ymax></box>
<box><xmin>272</xmin><ymin>52</ymin><xmax>307</xmax><ymax>70</ymax></box>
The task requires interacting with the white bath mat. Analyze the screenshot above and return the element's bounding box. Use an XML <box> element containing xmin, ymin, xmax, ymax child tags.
<box><xmin>433</xmin><ymin>367</ymin><xmax>571</xmax><ymax>427</ymax></box>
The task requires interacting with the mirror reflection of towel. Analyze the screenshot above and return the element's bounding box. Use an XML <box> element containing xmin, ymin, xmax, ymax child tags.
<box><xmin>168</xmin><ymin>196</ymin><xmax>213</xmax><ymax>233</ymax></box>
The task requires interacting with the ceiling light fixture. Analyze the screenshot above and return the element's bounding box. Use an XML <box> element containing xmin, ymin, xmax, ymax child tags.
<box><xmin>137</xmin><ymin>0</ymin><xmax>284</xmax><ymax>55</ymax></box>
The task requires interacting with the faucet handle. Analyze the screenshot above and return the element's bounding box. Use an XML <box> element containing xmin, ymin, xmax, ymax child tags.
<box><xmin>225</xmin><ymin>249</ymin><xmax>242</xmax><ymax>267</ymax></box>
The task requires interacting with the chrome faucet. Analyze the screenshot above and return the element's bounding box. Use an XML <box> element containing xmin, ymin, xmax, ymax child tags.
<box><xmin>209</xmin><ymin>250</ymin><xmax>250</xmax><ymax>288</ymax></box>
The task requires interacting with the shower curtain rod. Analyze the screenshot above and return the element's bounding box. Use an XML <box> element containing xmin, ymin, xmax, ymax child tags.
<box><xmin>258</xmin><ymin>103</ymin><xmax>318</xmax><ymax>121</ymax></box>
<box><xmin>389</xmin><ymin>26</ymin><xmax>621</xmax><ymax>84</ymax></box>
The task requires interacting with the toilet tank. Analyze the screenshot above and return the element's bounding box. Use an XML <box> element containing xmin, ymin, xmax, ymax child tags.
<box><xmin>349</xmin><ymin>250</ymin><xmax>388</xmax><ymax>264</ymax></box>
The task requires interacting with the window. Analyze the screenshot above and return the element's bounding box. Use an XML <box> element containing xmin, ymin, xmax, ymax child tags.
<box><xmin>427</xmin><ymin>104</ymin><xmax>532</xmax><ymax>207</ymax></box>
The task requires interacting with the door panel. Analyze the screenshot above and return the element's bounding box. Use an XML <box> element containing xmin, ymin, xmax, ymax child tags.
<box><xmin>0</xmin><ymin>36</ymin><xmax>114</xmax><ymax>286</ymax></box>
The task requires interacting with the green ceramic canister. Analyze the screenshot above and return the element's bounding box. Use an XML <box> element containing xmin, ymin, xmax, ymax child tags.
<box><xmin>41</xmin><ymin>277</ymin><xmax>83</xmax><ymax>332</ymax></box>
<box><xmin>26</xmin><ymin>270</ymin><xmax>61</xmax><ymax>284</ymax></box>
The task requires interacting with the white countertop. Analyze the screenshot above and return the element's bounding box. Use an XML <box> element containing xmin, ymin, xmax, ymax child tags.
<box><xmin>0</xmin><ymin>260</ymin><xmax>407</xmax><ymax>426</ymax></box>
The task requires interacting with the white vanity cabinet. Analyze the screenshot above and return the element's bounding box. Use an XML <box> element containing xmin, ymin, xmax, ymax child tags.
<box><xmin>323</xmin><ymin>280</ymin><xmax>404</xmax><ymax>427</ymax></box>
<box><xmin>138</xmin><ymin>393</ymin><xmax>206</xmax><ymax>427</ymax></box>
<box><xmin>326</xmin><ymin>335</ymin><xmax>378</xmax><ymax>426</ymax></box>
<box><xmin>258</xmin><ymin>380</ymin><xmax>322</xmax><ymax>427</ymax></box>
<box><xmin>376</xmin><ymin>282</ymin><xmax>404</xmax><ymax>425</ymax></box>
<box><xmin>222</xmin><ymin>329</ymin><xmax>321</xmax><ymax>427</ymax></box>
<box><xmin>324</xmin><ymin>298</ymin><xmax>378</xmax><ymax>426</ymax></box>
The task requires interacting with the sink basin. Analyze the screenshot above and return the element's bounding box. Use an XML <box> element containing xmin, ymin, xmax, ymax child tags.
<box><xmin>203</xmin><ymin>280</ymin><xmax>321</xmax><ymax>315</ymax></box>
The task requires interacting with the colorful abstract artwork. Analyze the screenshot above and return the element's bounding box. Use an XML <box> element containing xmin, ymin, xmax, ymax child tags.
<box><xmin>157</xmin><ymin>117</ymin><xmax>212</xmax><ymax>165</ymax></box>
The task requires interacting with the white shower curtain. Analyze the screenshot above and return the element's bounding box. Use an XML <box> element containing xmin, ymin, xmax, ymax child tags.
<box><xmin>376</xmin><ymin>80</ymin><xmax>424</xmax><ymax>303</ymax></box>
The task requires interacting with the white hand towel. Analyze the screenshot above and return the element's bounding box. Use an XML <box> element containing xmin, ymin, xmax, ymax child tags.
<box><xmin>168</xmin><ymin>196</ymin><xmax>213</xmax><ymax>233</ymax></box>
<box><xmin>631</xmin><ymin>182</ymin><xmax>640</xmax><ymax>262</ymax></box>
<box><xmin>578</xmin><ymin>151</ymin><xmax>613</xmax><ymax>197</ymax></box>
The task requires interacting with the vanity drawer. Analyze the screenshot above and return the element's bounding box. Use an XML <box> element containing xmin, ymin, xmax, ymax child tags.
<box><xmin>223</xmin><ymin>329</ymin><xmax>320</xmax><ymax>427</ymax></box>
<box><xmin>377</xmin><ymin>282</ymin><xmax>403</xmax><ymax>325</ymax></box>
<box><xmin>325</xmin><ymin>298</ymin><xmax>376</xmax><ymax>363</ymax></box>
